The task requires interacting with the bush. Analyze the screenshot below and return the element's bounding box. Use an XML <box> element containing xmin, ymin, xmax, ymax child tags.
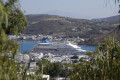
<box><xmin>71</xmin><ymin>55</ymin><xmax>79</xmax><ymax>59</ymax></box>
<box><xmin>70</xmin><ymin>37</ymin><xmax>120</xmax><ymax>80</ymax></box>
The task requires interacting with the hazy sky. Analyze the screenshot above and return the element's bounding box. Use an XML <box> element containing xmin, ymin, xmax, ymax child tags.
<box><xmin>20</xmin><ymin>0</ymin><xmax>119</xmax><ymax>19</ymax></box>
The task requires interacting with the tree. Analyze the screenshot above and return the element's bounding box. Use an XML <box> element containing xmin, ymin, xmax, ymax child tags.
<box><xmin>70</xmin><ymin>38</ymin><xmax>120</xmax><ymax>80</ymax></box>
<box><xmin>71</xmin><ymin>55</ymin><xmax>79</xmax><ymax>59</ymax></box>
<box><xmin>0</xmin><ymin>0</ymin><xmax>27</xmax><ymax>54</ymax></box>
<box><xmin>0</xmin><ymin>0</ymin><xmax>42</xmax><ymax>80</ymax></box>
<box><xmin>37</xmin><ymin>60</ymin><xmax>64</xmax><ymax>78</ymax></box>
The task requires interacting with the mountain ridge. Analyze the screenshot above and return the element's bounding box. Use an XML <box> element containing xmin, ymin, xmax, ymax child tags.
<box><xmin>93</xmin><ymin>15</ymin><xmax>120</xmax><ymax>24</ymax></box>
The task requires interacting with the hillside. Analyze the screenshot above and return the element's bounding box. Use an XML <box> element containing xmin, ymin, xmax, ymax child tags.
<box><xmin>23</xmin><ymin>14</ymin><xmax>119</xmax><ymax>45</ymax></box>
<box><xmin>93</xmin><ymin>15</ymin><xmax>120</xmax><ymax>24</ymax></box>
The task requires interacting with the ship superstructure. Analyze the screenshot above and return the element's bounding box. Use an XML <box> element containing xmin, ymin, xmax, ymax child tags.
<box><xmin>30</xmin><ymin>40</ymin><xmax>86</xmax><ymax>55</ymax></box>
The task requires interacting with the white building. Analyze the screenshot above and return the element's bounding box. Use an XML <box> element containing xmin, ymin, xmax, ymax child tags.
<box><xmin>17</xmin><ymin>53</ymin><xmax>30</xmax><ymax>63</ymax></box>
<box><xmin>8</xmin><ymin>35</ymin><xmax>19</xmax><ymax>40</ymax></box>
<box><xmin>44</xmin><ymin>53</ymin><xmax>54</xmax><ymax>58</ymax></box>
<box><xmin>29</xmin><ymin>62</ymin><xmax>37</xmax><ymax>69</ymax></box>
<box><xmin>43</xmin><ymin>75</ymin><xmax>50</xmax><ymax>80</ymax></box>
<box><xmin>29</xmin><ymin>53</ymin><xmax>43</xmax><ymax>62</ymax></box>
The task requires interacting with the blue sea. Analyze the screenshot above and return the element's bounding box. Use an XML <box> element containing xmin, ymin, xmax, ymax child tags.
<box><xmin>18</xmin><ymin>41</ymin><xmax>97</xmax><ymax>53</ymax></box>
<box><xmin>18</xmin><ymin>41</ymin><xmax>37</xmax><ymax>53</ymax></box>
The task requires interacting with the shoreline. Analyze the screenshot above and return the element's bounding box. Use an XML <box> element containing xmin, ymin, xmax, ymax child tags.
<box><xmin>77</xmin><ymin>43</ymin><xmax>98</xmax><ymax>46</ymax></box>
<box><xmin>18</xmin><ymin>40</ymin><xmax>98</xmax><ymax>46</ymax></box>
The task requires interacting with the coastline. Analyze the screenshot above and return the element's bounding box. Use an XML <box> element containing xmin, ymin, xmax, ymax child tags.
<box><xmin>77</xmin><ymin>43</ymin><xmax>98</xmax><ymax>46</ymax></box>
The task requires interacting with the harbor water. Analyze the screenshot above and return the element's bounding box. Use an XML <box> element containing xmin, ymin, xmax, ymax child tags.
<box><xmin>19</xmin><ymin>41</ymin><xmax>97</xmax><ymax>53</ymax></box>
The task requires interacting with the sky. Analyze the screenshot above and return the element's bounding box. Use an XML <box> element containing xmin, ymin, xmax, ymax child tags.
<box><xmin>20</xmin><ymin>0</ymin><xmax>119</xmax><ymax>19</ymax></box>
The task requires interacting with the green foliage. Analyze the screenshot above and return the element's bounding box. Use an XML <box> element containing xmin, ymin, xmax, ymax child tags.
<box><xmin>0</xmin><ymin>0</ymin><xmax>27</xmax><ymax>35</ymax></box>
<box><xmin>73</xmin><ymin>60</ymin><xmax>78</xmax><ymax>63</ymax></box>
<box><xmin>0</xmin><ymin>54</ymin><xmax>21</xmax><ymax>80</ymax></box>
<box><xmin>85</xmin><ymin>51</ymin><xmax>92</xmax><ymax>56</ymax></box>
<box><xmin>0</xmin><ymin>0</ymin><xmax>42</xmax><ymax>80</ymax></box>
<box><xmin>71</xmin><ymin>55</ymin><xmax>79</xmax><ymax>59</ymax></box>
<box><xmin>37</xmin><ymin>60</ymin><xmax>62</xmax><ymax>77</ymax></box>
<box><xmin>37</xmin><ymin>60</ymin><xmax>70</xmax><ymax>78</ymax></box>
<box><xmin>70</xmin><ymin>37</ymin><xmax>120</xmax><ymax>80</ymax></box>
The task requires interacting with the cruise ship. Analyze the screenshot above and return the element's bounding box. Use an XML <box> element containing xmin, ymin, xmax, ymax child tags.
<box><xmin>30</xmin><ymin>40</ymin><xmax>86</xmax><ymax>55</ymax></box>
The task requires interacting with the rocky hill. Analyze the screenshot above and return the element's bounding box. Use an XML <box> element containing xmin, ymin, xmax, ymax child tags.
<box><xmin>23</xmin><ymin>14</ymin><xmax>119</xmax><ymax>45</ymax></box>
<box><xmin>93</xmin><ymin>15</ymin><xmax>120</xmax><ymax>24</ymax></box>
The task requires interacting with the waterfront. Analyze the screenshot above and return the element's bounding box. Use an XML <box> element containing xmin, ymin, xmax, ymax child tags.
<box><xmin>19</xmin><ymin>41</ymin><xmax>97</xmax><ymax>53</ymax></box>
